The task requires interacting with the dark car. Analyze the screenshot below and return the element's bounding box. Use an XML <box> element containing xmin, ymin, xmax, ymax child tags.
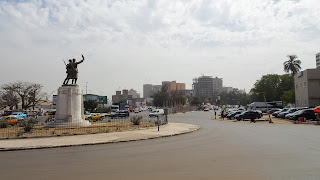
<box><xmin>292</xmin><ymin>109</ymin><xmax>316</xmax><ymax>120</ymax></box>
<box><xmin>110</xmin><ymin>110</ymin><xmax>129</xmax><ymax>119</ymax></box>
<box><xmin>235</xmin><ymin>111</ymin><xmax>261</xmax><ymax>121</ymax></box>
<box><xmin>227</xmin><ymin>111</ymin><xmax>244</xmax><ymax>120</ymax></box>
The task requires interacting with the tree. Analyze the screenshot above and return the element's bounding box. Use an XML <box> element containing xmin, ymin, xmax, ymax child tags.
<box><xmin>281</xmin><ymin>89</ymin><xmax>295</xmax><ymax>105</ymax></box>
<box><xmin>0</xmin><ymin>90</ymin><xmax>20</xmax><ymax>110</ymax></box>
<box><xmin>251</xmin><ymin>74</ymin><xmax>294</xmax><ymax>102</ymax></box>
<box><xmin>84</xmin><ymin>100</ymin><xmax>98</xmax><ymax>112</ymax></box>
<box><xmin>27</xmin><ymin>83</ymin><xmax>46</xmax><ymax>110</ymax></box>
<box><xmin>283</xmin><ymin>55</ymin><xmax>301</xmax><ymax>76</ymax></box>
<box><xmin>1</xmin><ymin>82</ymin><xmax>44</xmax><ymax>110</ymax></box>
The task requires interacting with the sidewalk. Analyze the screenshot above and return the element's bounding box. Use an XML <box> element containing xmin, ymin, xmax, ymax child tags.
<box><xmin>0</xmin><ymin>123</ymin><xmax>200</xmax><ymax>151</ymax></box>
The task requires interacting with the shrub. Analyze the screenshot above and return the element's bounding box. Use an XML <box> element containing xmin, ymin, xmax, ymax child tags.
<box><xmin>130</xmin><ymin>116</ymin><xmax>143</xmax><ymax>125</ymax></box>
<box><xmin>20</xmin><ymin>118</ymin><xmax>37</xmax><ymax>133</ymax></box>
<box><xmin>0</xmin><ymin>121</ymin><xmax>8</xmax><ymax>128</ymax></box>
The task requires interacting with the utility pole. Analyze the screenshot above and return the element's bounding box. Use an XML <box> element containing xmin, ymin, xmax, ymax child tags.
<box><xmin>257</xmin><ymin>92</ymin><xmax>273</xmax><ymax>123</ymax></box>
<box><xmin>86</xmin><ymin>82</ymin><xmax>88</xmax><ymax>95</ymax></box>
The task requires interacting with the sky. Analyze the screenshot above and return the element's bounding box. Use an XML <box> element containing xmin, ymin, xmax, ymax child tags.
<box><xmin>1</xmin><ymin>0</ymin><xmax>320</xmax><ymax>99</ymax></box>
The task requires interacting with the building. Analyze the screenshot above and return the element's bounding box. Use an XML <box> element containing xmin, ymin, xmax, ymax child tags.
<box><xmin>162</xmin><ymin>81</ymin><xmax>186</xmax><ymax>92</ymax></box>
<box><xmin>316</xmin><ymin>52</ymin><xmax>320</xmax><ymax>68</ymax></box>
<box><xmin>83</xmin><ymin>94</ymin><xmax>99</xmax><ymax>101</ymax></box>
<box><xmin>128</xmin><ymin>89</ymin><xmax>140</xmax><ymax>99</ymax></box>
<box><xmin>112</xmin><ymin>89</ymin><xmax>130</xmax><ymax>103</ymax></box>
<box><xmin>143</xmin><ymin>84</ymin><xmax>153</xmax><ymax>98</ymax></box>
<box><xmin>294</xmin><ymin>68</ymin><xmax>320</xmax><ymax>107</ymax></box>
<box><xmin>193</xmin><ymin>75</ymin><xmax>223</xmax><ymax>98</ymax></box>
<box><xmin>152</xmin><ymin>85</ymin><xmax>162</xmax><ymax>93</ymax></box>
<box><xmin>222</xmin><ymin>87</ymin><xmax>234</xmax><ymax>93</ymax></box>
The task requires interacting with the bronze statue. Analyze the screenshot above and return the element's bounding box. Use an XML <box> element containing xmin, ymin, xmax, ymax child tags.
<box><xmin>63</xmin><ymin>54</ymin><xmax>84</xmax><ymax>85</ymax></box>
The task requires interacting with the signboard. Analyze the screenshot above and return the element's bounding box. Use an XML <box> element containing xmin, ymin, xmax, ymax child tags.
<box><xmin>52</xmin><ymin>95</ymin><xmax>57</xmax><ymax>105</ymax></box>
<box><xmin>98</xmin><ymin>96</ymin><xmax>108</xmax><ymax>104</ymax></box>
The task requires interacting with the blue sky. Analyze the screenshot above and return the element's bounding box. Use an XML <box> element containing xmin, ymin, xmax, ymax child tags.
<box><xmin>0</xmin><ymin>0</ymin><xmax>319</xmax><ymax>99</ymax></box>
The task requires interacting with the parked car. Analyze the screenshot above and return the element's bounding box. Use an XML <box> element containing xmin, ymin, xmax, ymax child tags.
<box><xmin>9</xmin><ymin>112</ymin><xmax>27</xmax><ymax>119</ymax></box>
<box><xmin>291</xmin><ymin>109</ymin><xmax>316</xmax><ymax>120</ymax></box>
<box><xmin>235</xmin><ymin>111</ymin><xmax>261</xmax><ymax>121</ymax></box>
<box><xmin>149</xmin><ymin>109</ymin><xmax>165</xmax><ymax>117</ymax></box>
<box><xmin>272</xmin><ymin>108</ymin><xmax>289</xmax><ymax>117</ymax></box>
<box><xmin>278</xmin><ymin>108</ymin><xmax>298</xmax><ymax>119</ymax></box>
<box><xmin>285</xmin><ymin>110</ymin><xmax>303</xmax><ymax>119</ymax></box>
<box><xmin>269</xmin><ymin>108</ymin><xmax>280</xmax><ymax>114</ymax></box>
<box><xmin>0</xmin><ymin>116</ymin><xmax>22</xmax><ymax>126</ymax></box>
<box><xmin>227</xmin><ymin>111</ymin><xmax>244</xmax><ymax>120</ymax></box>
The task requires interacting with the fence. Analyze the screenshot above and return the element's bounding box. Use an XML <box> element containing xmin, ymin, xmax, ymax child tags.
<box><xmin>0</xmin><ymin>111</ymin><xmax>168</xmax><ymax>139</ymax></box>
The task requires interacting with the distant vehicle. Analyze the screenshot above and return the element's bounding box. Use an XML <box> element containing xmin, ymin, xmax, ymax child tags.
<box><xmin>110</xmin><ymin>110</ymin><xmax>129</xmax><ymax>119</ymax></box>
<box><xmin>285</xmin><ymin>110</ymin><xmax>303</xmax><ymax>119</ymax></box>
<box><xmin>278</xmin><ymin>108</ymin><xmax>298</xmax><ymax>119</ymax></box>
<box><xmin>84</xmin><ymin>113</ymin><xmax>92</xmax><ymax>119</ymax></box>
<box><xmin>9</xmin><ymin>112</ymin><xmax>27</xmax><ymax>119</ymax></box>
<box><xmin>227</xmin><ymin>111</ymin><xmax>244</xmax><ymax>120</ymax></box>
<box><xmin>204</xmin><ymin>107</ymin><xmax>209</xmax><ymax>111</ymax></box>
<box><xmin>149</xmin><ymin>109</ymin><xmax>164</xmax><ymax>117</ymax></box>
<box><xmin>134</xmin><ymin>108</ymin><xmax>139</xmax><ymax>113</ymax></box>
<box><xmin>111</xmin><ymin>105</ymin><xmax>119</xmax><ymax>112</ymax></box>
<box><xmin>1</xmin><ymin>116</ymin><xmax>21</xmax><ymax>125</ymax></box>
<box><xmin>125</xmin><ymin>105</ymin><xmax>130</xmax><ymax>112</ymax></box>
<box><xmin>235</xmin><ymin>111</ymin><xmax>261</xmax><ymax>121</ymax></box>
<box><xmin>272</xmin><ymin>108</ymin><xmax>289</xmax><ymax>117</ymax></box>
<box><xmin>291</xmin><ymin>109</ymin><xmax>316</xmax><ymax>120</ymax></box>
<box><xmin>88</xmin><ymin>113</ymin><xmax>103</xmax><ymax>121</ymax></box>
<box><xmin>248</xmin><ymin>101</ymin><xmax>283</xmax><ymax>112</ymax></box>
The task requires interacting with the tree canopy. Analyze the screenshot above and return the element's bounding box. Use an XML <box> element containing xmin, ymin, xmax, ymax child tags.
<box><xmin>250</xmin><ymin>74</ymin><xmax>294</xmax><ymax>102</ymax></box>
<box><xmin>283</xmin><ymin>55</ymin><xmax>301</xmax><ymax>76</ymax></box>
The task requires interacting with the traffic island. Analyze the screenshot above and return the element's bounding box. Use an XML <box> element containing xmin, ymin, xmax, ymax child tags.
<box><xmin>0</xmin><ymin>123</ymin><xmax>200</xmax><ymax>151</ymax></box>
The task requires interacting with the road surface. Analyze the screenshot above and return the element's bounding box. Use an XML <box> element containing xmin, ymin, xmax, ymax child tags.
<box><xmin>1</xmin><ymin>111</ymin><xmax>320</xmax><ymax>180</ymax></box>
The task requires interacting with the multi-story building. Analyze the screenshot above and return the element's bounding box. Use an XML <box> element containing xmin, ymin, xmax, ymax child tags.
<box><xmin>128</xmin><ymin>89</ymin><xmax>140</xmax><ymax>99</ymax></box>
<box><xmin>295</xmin><ymin>68</ymin><xmax>320</xmax><ymax>107</ymax></box>
<box><xmin>316</xmin><ymin>52</ymin><xmax>320</xmax><ymax>68</ymax></box>
<box><xmin>193</xmin><ymin>75</ymin><xmax>223</xmax><ymax>98</ymax></box>
<box><xmin>161</xmin><ymin>81</ymin><xmax>186</xmax><ymax>92</ymax></box>
<box><xmin>143</xmin><ymin>84</ymin><xmax>153</xmax><ymax>98</ymax></box>
<box><xmin>213</xmin><ymin>77</ymin><xmax>223</xmax><ymax>93</ymax></box>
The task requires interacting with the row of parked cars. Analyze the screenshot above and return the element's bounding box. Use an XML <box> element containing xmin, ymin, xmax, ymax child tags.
<box><xmin>271</xmin><ymin>108</ymin><xmax>317</xmax><ymax>120</ymax></box>
<box><xmin>223</xmin><ymin>109</ymin><xmax>262</xmax><ymax>121</ymax></box>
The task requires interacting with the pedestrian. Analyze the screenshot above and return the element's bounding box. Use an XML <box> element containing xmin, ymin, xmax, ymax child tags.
<box><xmin>250</xmin><ymin>112</ymin><xmax>255</xmax><ymax>123</ymax></box>
<box><xmin>214</xmin><ymin>111</ymin><xmax>217</xmax><ymax>119</ymax></box>
<box><xmin>221</xmin><ymin>110</ymin><xmax>224</xmax><ymax>120</ymax></box>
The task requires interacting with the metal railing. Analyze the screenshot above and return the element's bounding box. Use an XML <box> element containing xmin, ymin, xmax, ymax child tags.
<box><xmin>0</xmin><ymin>112</ymin><xmax>168</xmax><ymax>139</ymax></box>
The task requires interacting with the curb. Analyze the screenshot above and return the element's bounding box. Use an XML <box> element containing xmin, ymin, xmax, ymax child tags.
<box><xmin>0</xmin><ymin>125</ymin><xmax>200</xmax><ymax>151</ymax></box>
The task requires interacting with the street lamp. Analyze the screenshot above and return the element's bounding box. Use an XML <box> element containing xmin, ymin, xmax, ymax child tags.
<box><xmin>256</xmin><ymin>92</ymin><xmax>273</xmax><ymax>123</ymax></box>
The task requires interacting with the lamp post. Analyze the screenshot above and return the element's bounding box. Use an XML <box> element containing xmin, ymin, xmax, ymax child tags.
<box><xmin>256</xmin><ymin>92</ymin><xmax>273</xmax><ymax>123</ymax></box>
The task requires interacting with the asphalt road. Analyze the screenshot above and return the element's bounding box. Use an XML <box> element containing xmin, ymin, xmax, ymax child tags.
<box><xmin>1</xmin><ymin>111</ymin><xmax>320</xmax><ymax>180</ymax></box>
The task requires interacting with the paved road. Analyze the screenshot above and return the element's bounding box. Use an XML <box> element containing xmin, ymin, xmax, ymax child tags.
<box><xmin>1</xmin><ymin>111</ymin><xmax>320</xmax><ymax>180</ymax></box>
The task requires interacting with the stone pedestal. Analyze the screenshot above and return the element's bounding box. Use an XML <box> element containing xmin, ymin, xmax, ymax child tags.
<box><xmin>46</xmin><ymin>85</ymin><xmax>90</xmax><ymax>128</ymax></box>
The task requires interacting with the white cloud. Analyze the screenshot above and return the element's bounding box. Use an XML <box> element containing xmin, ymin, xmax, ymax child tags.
<box><xmin>0</xmin><ymin>0</ymin><xmax>320</xmax><ymax>98</ymax></box>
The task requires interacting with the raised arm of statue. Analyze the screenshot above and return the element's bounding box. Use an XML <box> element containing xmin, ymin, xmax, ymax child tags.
<box><xmin>77</xmin><ymin>54</ymin><xmax>85</xmax><ymax>64</ymax></box>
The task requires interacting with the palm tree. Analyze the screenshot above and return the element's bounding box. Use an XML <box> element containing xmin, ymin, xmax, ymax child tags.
<box><xmin>283</xmin><ymin>55</ymin><xmax>301</xmax><ymax>76</ymax></box>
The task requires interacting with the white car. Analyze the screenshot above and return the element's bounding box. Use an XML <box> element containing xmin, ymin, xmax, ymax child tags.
<box><xmin>149</xmin><ymin>109</ymin><xmax>164</xmax><ymax>117</ymax></box>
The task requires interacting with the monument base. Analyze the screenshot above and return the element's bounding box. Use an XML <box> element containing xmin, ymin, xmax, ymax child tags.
<box><xmin>46</xmin><ymin>85</ymin><xmax>90</xmax><ymax>128</ymax></box>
